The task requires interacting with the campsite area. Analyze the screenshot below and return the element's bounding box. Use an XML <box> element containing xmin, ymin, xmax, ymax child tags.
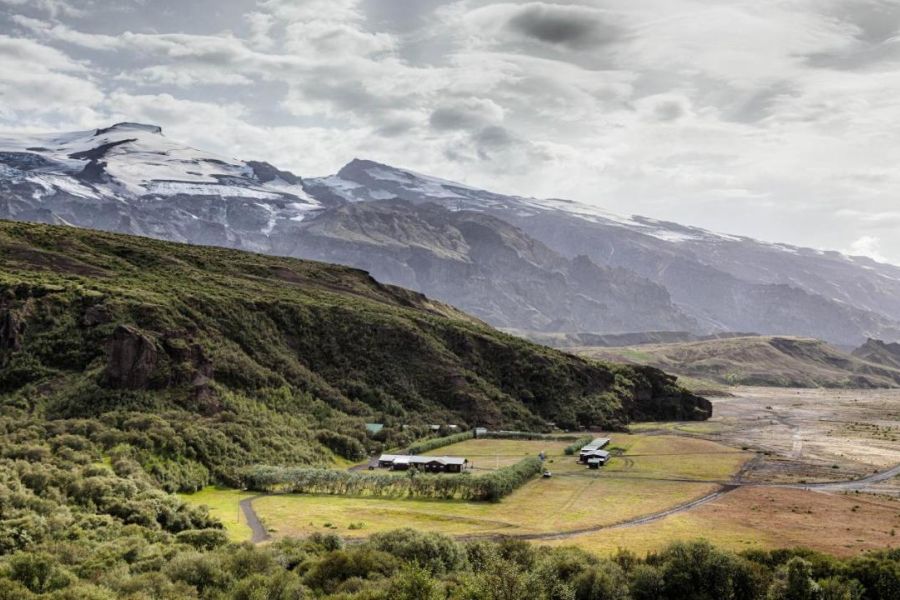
<box><xmin>182</xmin><ymin>387</ymin><xmax>900</xmax><ymax>557</ymax></box>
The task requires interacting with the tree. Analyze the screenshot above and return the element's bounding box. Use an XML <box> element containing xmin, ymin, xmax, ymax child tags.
<box><xmin>767</xmin><ymin>557</ymin><xmax>819</xmax><ymax>600</ymax></box>
<box><xmin>387</xmin><ymin>563</ymin><xmax>443</xmax><ymax>600</ymax></box>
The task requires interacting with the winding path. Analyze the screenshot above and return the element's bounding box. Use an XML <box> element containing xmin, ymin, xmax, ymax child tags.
<box><xmin>240</xmin><ymin>495</ymin><xmax>270</xmax><ymax>544</ymax></box>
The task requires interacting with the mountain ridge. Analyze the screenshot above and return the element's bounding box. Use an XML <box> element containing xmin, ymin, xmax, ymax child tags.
<box><xmin>573</xmin><ymin>335</ymin><xmax>900</xmax><ymax>389</ymax></box>
<box><xmin>2</xmin><ymin>123</ymin><xmax>899</xmax><ymax>345</ymax></box>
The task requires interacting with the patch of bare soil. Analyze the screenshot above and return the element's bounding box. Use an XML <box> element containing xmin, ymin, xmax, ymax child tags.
<box><xmin>691</xmin><ymin>486</ymin><xmax>900</xmax><ymax>557</ymax></box>
<box><xmin>706</xmin><ymin>387</ymin><xmax>900</xmax><ymax>487</ymax></box>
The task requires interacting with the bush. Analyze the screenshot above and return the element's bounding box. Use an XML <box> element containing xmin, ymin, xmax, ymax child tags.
<box><xmin>316</xmin><ymin>430</ymin><xmax>367</xmax><ymax>461</ymax></box>
<box><xmin>175</xmin><ymin>528</ymin><xmax>229</xmax><ymax>550</ymax></box>
<box><xmin>406</xmin><ymin>431</ymin><xmax>472</xmax><ymax>455</ymax></box>
<box><xmin>369</xmin><ymin>529</ymin><xmax>467</xmax><ymax>575</ymax></box>
<box><xmin>564</xmin><ymin>436</ymin><xmax>594</xmax><ymax>456</ymax></box>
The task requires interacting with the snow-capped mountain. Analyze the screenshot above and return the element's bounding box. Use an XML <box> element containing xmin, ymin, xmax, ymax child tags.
<box><xmin>2</xmin><ymin>123</ymin><xmax>899</xmax><ymax>345</ymax></box>
<box><xmin>0</xmin><ymin>123</ymin><xmax>325</xmax><ymax>250</ymax></box>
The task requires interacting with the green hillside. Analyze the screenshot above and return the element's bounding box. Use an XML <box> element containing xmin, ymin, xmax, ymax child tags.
<box><xmin>0</xmin><ymin>220</ymin><xmax>708</xmax><ymax>490</ymax></box>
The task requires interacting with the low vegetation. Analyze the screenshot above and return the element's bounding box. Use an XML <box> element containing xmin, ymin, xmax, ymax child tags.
<box><xmin>406</xmin><ymin>432</ymin><xmax>474</xmax><ymax>455</ymax></box>
<box><xmin>564</xmin><ymin>436</ymin><xmax>595</xmax><ymax>455</ymax></box>
<box><xmin>241</xmin><ymin>456</ymin><xmax>543</xmax><ymax>502</ymax></box>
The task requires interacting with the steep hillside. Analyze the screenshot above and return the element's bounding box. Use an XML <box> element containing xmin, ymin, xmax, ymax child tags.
<box><xmin>0</xmin><ymin>220</ymin><xmax>709</xmax><ymax>488</ymax></box>
<box><xmin>573</xmin><ymin>336</ymin><xmax>900</xmax><ymax>388</ymax></box>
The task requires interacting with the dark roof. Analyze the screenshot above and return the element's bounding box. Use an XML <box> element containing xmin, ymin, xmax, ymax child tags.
<box><xmin>378</xmin><ymin>454</ymin><xmax>466</xmax><ymax>466</ymax></box>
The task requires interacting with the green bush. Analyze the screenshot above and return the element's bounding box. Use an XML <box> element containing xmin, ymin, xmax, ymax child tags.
<box><xmin>564</xmin><ymin>436</ymin><xmax>594</xmax><ymax>456</ymax></box>
<box><xmin>406</xmin><ymin>431</ymin><xmax>472</xmax><ymax>455</ymax></box>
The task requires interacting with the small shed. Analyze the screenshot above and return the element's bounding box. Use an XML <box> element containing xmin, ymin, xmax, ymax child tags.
<box><xmin>474</xmin><ymin>427</ymin><xmax>488</xmax><ymax>438</ymax></box>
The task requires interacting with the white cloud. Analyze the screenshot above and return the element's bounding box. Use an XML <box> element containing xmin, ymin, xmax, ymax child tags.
<box><xmin>0</xmin><ymin>35</ymin><xmax>102</xmax><ymax>125</ymax></box>
<box><xmin>849</xmin><ymin>235</ymin><xmax>887</xmax><ymax>262</ymax></box>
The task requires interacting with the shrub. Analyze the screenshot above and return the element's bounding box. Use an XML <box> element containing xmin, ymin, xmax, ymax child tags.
<box><xmin>369</xmin><ymin>529</ymin><xmax>467</xmax><ymax>575</ymax></box>
<box><xmin>174</xmin><ymin>528</ymin><xmax>229</xmax><ymax>550</ymax></box>
<box><xmin>564</xmin><ymin>436</ymin><xmax>594</xmax><ymax>456</ymax></box>
<box><xmin>406</xmin><ymin>431</ymin><xmax>472</xmax><ymax>455</ymax></box>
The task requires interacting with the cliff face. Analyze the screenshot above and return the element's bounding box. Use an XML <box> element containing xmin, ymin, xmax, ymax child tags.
<box><xmin>0</xmin><ymin>220</ymin><xmax>710</xmax><ymax>437</ymax></box>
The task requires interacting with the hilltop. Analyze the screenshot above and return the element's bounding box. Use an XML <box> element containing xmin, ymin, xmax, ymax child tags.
<box><xmin>572</xmin><ymin>336</ymin><xmax>900</xmax><ymax>389</ymax></box>
<box><xmin>0</xmin><ymin>220</ymin><xmax>708</xmax><ymax>489</ymax></box>
<box><xmin>852</xmin><ymin>338</ymin><xmax>900</xmax><ymax>370</ymax></box>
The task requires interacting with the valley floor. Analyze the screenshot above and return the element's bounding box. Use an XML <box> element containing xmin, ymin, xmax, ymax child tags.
<box><xmin>181</xmin><ymin>387</ymin><xmax>900</xmax><ymax>557</ymax></box>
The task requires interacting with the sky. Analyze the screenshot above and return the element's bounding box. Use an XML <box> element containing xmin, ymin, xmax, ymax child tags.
<box><xmin>1</xmin><ymin>0</ymin><xmax>899</xmax><ymax>264</ymax></box>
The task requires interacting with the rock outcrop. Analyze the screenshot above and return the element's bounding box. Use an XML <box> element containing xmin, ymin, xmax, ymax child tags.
<box><xmin>103</xmin><ymin>325</ymin><xmax>160</xmax><ymax>389</ymax></box>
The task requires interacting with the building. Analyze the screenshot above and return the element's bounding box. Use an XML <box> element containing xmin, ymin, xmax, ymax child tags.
<box><xmin>578</xmin><ymin>438</ymin><xmax>610</xmax><ymax>462</ymax></box>
<box><xmin>578</xmin><ymin>438</ymin><xmax>611</xmax><ymax>463</ymax></box>
<box><xmin>365</xmin><ymin>423</ymin><xmax>384</xmax><ymax>435</ymax></box>
<box><xmin>581</xmin><ymin>449</ymin><xmax>610</xmax><ymax>465</ymax></box>
<box><xmin>587</xmin><ymin>457</ymin><xmax>604</xmax><ymax>469</ymax></box>
<box><xmin>474</xmin><ymin>427</ymin><xmax>488</xmax><ymax>438</ymax></box>
<box><xmin>376</xmin><ymin>454</ymin><xmax>468</xmax><ymax>473</ymax></box>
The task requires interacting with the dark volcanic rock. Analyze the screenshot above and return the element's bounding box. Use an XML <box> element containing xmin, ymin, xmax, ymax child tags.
<box><xmin>0</xmin><ymin>308</ymin><xmax>24</xmax><ymax>354</ymax></box>
<box><xmin>103</xmin><ymin>325</ymin><xmax>160</xmax><ymax>389</ymax></box>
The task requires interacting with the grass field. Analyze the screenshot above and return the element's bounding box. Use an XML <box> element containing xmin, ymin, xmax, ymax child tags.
<box><xmin>182</xmin><ymin>434</ymin><xmax>750</xmax><ymax>545</ymax></box>
<box><xmin>179</xmin><ymin>426</ymin><xmax>900</xmax><ymax>558</ymax></box>
<box><xmin>177</xmin><ymin>487</ymin><xmax>257</xmax><ymax>542</ymax></box>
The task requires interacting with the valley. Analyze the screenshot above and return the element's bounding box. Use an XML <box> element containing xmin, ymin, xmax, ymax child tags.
<box><xmin>183</xmin><ymin>386</ymin><xmax>900</xmax><ymax>558</ymax></box>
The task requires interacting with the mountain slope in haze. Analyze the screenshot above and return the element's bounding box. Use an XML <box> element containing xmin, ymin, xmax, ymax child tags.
<box><xmin>852</xmin><ymin>338</ymin><xmax>900</xmax><ymax>370</ymax></box>
<box><xmin>3</xmin><ymin>124</ymin><xmax>900</xmax><ymax>346</ymax></box>
<box><xmin>273</xmin><ymin>199</ymin><xmax>695</xmax><ymax>332</ymax></box>
<box><xmin>312</xmin><ymin>160</ymin><xmax>900</xmax><ymax>346</ymax></box>
<box><xmin>0</xmin><ymin>220</ymin><xmax>709</xmax><ymax>485</ymax></box>
<box><xmin>572</xmin><ymin>336</ymin><xmax>900</xmax><ymax>388</ymax></box>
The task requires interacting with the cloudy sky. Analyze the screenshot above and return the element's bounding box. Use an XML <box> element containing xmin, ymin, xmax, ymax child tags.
<box><xmin>1</xmin><ymin>0</ymin><xmax>899</xmax><ymax>263</ymax></box>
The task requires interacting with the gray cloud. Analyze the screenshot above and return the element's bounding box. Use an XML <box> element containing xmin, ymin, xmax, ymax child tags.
<box><xmin>504</xmin><ymin>4</ymin><xmax>621</xmax><ymax>49</ymax></box>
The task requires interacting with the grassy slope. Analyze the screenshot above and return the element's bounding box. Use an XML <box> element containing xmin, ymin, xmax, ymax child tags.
<box><xmin>574</xmin><ymin>336</ymin><xmax>900</xmax><ymax>388</ymax></box>
<box><xmin>0</xmin><ymin>220</ymin><xmax>708</xmax><ymax>487</ymax></box>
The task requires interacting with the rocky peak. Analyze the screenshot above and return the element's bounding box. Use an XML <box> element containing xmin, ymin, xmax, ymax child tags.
<box><xmin>95</xmin><ymin>122</ymin><xmax>163</xmax><ymax>136</ymax></box>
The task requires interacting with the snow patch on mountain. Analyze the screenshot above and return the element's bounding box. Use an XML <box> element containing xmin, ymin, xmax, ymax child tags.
<box><xmin>0</xmin><ymin>123</ymin><xmax>323</xmax><ymax>227</ymax></box>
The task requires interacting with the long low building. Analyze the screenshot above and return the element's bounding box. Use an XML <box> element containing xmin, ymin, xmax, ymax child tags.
<box><xmin>578</xmin><ymin>438</ymin><xmax>611</xmax><ymax>464</ymax></box>
<box><xmin>578</xmin><ymin>438</ymin><xmax>610</xmax><ymax>455</ymax></box>
<box><xmin>582</xmin><ymin>449</ymin><xmax>610</xmax><ymax>466</ymax></box>
<box><xmin>377</xmin><ymin>454</ymin><xmax>468</xmax><ymax>473</ymax></box>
